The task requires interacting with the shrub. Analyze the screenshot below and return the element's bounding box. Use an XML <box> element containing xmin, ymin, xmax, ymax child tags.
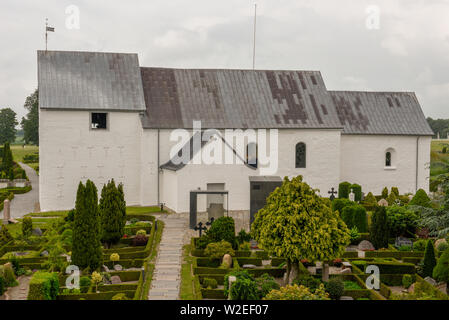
<box><xmin>433</xmin><ymin>248</ymin><xmax>449</xmax><ymax>292</ymax></box>
<box><xmin>293</xmin><ymin>274</ymin><xmax>323</xmax><ymax>291</ymax></box>
<box><xmin>239</xmin><ymin>242</ymin><xmax>251</xmax><ymax>251</ymax></box>
<box><xmin>341</xmin><ymin>205</ymin><xmax>367</xmax><ymax>232</ymax></box>
<box><xmin>100</xmin><ymin>180</ymin><xmax>126</xmax><ymax>247</ymax></box>
<box><xmin>370</xmin><ymin>206</ymin><xmax>389</xmax><ymax>249</ymax></box>
<box><xmin>437</xmin><ymin>242</ymin><xmax>449</xmax><ymax>253</ymax></box>
<box><xmin>332</xmin><ymin>198</ymin><xmax>353</xmax><ymax>214</ymax></box>
<box><xmin>264</xmin><ymin>284</ymin><xmax>329</xmax><ymax>300</ymax></box>
<box><xmin>91</xmin><ymin>271</ymin><xmax>103</xmax><ymax>292</ymax></box>
<box><xmin>72</xmin><ymin>180</ymin><xmax>103</xmax><ymax>271</ymax></box>
<box><xmin>362</xmin><ymin>192</ymin><xmax>378</xmax><ymax>210</ymax></box>
<box><xmin>402</xmin><ymin>274</ymin><xmax>413</xmax><ymax>289</ymax></box>
<box><xmin>110</xmin><ymin>253</ymin><xmax>120</xmax><ymax>262</ymax></box>
<box><xmin>350</xmin><ymin>184</ymin><xmax>362</xmax><ymax>202</ymax></box>
<box><xmin>387</xmin><ymin>192</ymin><xmax>398</xmax><ymax>206</ymax></box>
<box><xmin>391</xmin><ymin>187</ymin><xmax>400</xmax><ymax>197</ymax></box>
<box><xmin>237</xmin><ymin>229</ymin><xmax>252</xmax><ymax>244</ymax></box>
<box><xmin>111</xmin><ymin>293</ymin><xmax>129</xmax><ymax>300</ymax></box>
<box><xmin>136</xmin><ymin>229</ymin><xmax>146</xmax><ymax>236</ymax></box>
<box><xmin>27</xmin><ymin>272</ymin><xmax>59</xmax><ymax>300</ymax></box>
<box><xmin>422</xmin><ymin>240</ymin><xmax>437</xmax><ymax>278</ymax></box>
<box><xmin>206</xmin><ymin>217</ymin><xmax>236</xmax><ymax>247</ymax></box>
<box><xmin>349</xmin><ymin>227</ymin><xmax>360</xmax><ymax>244</ymax></box>
<box><xmin>0</xmin><ymin>276</ymin><xmax>5</xmax><ymax>295</ymax></box>
<box><xmin>338</xmin><ymin>182</ymin><xmax>351</xmax><ymax>199</ymax></box>
<box><xmin>381</xmin><ymin>187</ymin><xmax>389</xmax><ymax>199</ymax></box>
<box><xmin>325</xmin><ymin>277</ymin><xmax>344</xmax><ymax>300</ymax></box>
<box><xmin>398</xmin><ymin>245</ymin><xmax>412</xmax><ymax>252</ymax></box>
<box><xmin>204</xmin><ymin>240</ymin><xmax>235</xmax><ymax>259</ymax></box>
<box><xmin>256</xmin><ymin>274</ymin><xmax>280</xmax><ymax>298</ymax></box>
<box><xmin>224</xmin><ymin>270</ymin><xmax>255</xmax><ymax>299</ymax></box>
<box><xmin>0</xmin><ymin>263</ymin><xmax>17</xmax><ymax>287</ymax></box>
<box><xmin>413</xmin><ymin>239</ymin><xmax>427</xmax><ymax>251</ymax></box>
<box><xmin>79</xmin><ymin>276</ymin><xmax>90</xmax><ymax>293</ymax></box>
<box><xmin>386</xmin><ymin>206</ymin><xmax>419</xmax><ymax>237</ymax></box>
<box><xmin>202</xmin><ymin>278</ymin><xmax>218</xmax><ymax>289</ymax></box>
<box><xmin>409</xmin><ymin>189</ymin><xmax>431</xmax><ymax>207</ymax></box>
<box><xmin>132</xmin><ymin>234</ymin><xmax>148</xmax><ymax>247</ymax></box>
<box><xmin>22</xmin><ymin>217</ymin><xmax>33</xmax><ymax>237</ymax></box>
<box><xmin>0</xmin><ymin>225</ymin><xmax>13</xmax><ymax>245</ymax></box>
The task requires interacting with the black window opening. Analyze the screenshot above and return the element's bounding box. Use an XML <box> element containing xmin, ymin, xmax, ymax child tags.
<box><xmin>295</xmin><ymin>142</ymin><xmax>306</xmax><ymax>168</ymax></box>
<box><xmin>246</xmin><ymin>142</ymin><xmax>258</xmax><ymax>169</ymax></box>
<box><xmin>385</xmin><ymin>151</ymin><xmax>392</xmax><ymax>167</ymax></box>
<box><xmin>91</xmin><ymin>113</ymin><xmax>107</xmax><ymax>129</ymax></box>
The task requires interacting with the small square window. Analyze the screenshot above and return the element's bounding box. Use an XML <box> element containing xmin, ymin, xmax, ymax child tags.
<box><xmin>91</xmin><ymin>113</ymin><xmax>107</xmax><ymax>129</ymax></box>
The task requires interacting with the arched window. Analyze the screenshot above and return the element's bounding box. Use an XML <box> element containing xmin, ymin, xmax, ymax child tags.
<box><xmin>385</xmin><ymin>148</ymin><xmax>395</xmax><ymax>168</ymax></box>
<box><xmin>246</xmin><ymin>142</ymin><xmax>258</xmax><ymax>168</ymax></box>
<box><xmin>385</xmin><ymin>151</ymin><xmax>392</xmax><ymax>167</ymax></box>
<box><xmin>295</xmin><ymin>143</ymin><xmax>306</xmax><ymax>168</ymax></box>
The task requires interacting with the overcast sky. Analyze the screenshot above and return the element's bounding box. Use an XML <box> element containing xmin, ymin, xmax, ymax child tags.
<box><xmin>1</xmin><ymin>0</ymin><xmax>449</xmax><ymax>122</ymax></box>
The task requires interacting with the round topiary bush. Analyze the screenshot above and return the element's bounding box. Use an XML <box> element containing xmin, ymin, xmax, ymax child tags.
<box><xmin>325</xmin><ymin>277</ymin><xmax>344</xmax><ymax>300</ymax></box>
<box><xmin>402</xmin><ymin>274</ymin><xmax>413</xmax><ymax>289</ymax></box>
<box><xmin>409</xmin><ymin>189</ymin><xmax>431</xmax><ymax>207</ymax></box>
<box><xmin>204</xmin><ymin>240</ymin><xmax>235</xmax><ymax>259</ymax></box>
<box><xmin>205</xmin><ymin>216</ymin><xmax>237</xmax><ymax>248</ymax></box>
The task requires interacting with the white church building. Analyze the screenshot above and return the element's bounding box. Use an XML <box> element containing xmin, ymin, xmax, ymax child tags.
<box><xmin>38</xmin><ymin>50</ymin><xmax>433</xmax><ymax>222</ymax></box>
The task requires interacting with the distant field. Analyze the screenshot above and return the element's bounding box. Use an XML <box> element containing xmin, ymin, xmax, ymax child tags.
<box><xmin>430</xmin><ymin>140</ymin><xmax>449</xmax><ymax>189</ymax></box>
<box><xmin>10</xmin><ymin>144</ymin><xmax>39</xmax><ymax>162</ymax></box>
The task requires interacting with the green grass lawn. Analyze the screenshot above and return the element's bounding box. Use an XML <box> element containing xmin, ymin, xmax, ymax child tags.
<box><xmin>10</xmin><ymin>145</ymin><xmax>39</xmax><ymax>162</ymax></box>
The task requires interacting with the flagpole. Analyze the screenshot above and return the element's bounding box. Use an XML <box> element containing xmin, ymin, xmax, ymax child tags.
<box><xmin>45</xmin><ymin>18</ymin><xmax>48</xmax><ymax>51</ymax></box>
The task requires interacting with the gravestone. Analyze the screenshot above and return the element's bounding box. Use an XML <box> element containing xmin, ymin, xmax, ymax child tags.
<box><xmin>349</xmin><ymin>190</ymin><xmax>355</xmax><ymax>202</ymax></box>
<box><xmin>395</xmin><ymin>237</ymin><xmax>413</xmax><ymax>249</ymax></box>
<box><xmin>227</xmin><ymin>276</ymin><xmax>236</xmax><ymax>300</ymax></box>
<box><xmin>222</xmin><ymin>254</ymin><xmax>232</xmax><ymax>268</ymax></box>
<box><xmin>3</xmin><ymin>199</ymin><xmax>10</xmax><ymax>224</ymax></box>
<box><xmin>110</xmin><ymin>276</ymin><xmax>122</xmax><ymax>284</ymax></box>
<box><xmin>358</xmin><ymin>240</ymin><xmax>375</xmax><ymax>251</ymax></box>
<box><xmin>377</xmin><ymin>199</ymin><xmax>388</xmax><ymax>207</ymax></box>
<box><xmin>32</xmin><ymin>228</ymin><xmax>43</xmax><ymax>236</ymax></box>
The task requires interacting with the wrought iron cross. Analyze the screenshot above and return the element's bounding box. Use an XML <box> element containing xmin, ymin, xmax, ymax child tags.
<box><xmin>328</xmin><ymin>187</ymin><xmax>337</xmax><ymax>201</ymax></box>
<box><xmin>194</xmin><ymin>222</ymin><xmax>208</xmax><ymax>237</ymax></box>
<box><xmin>205</xmin><ymin>217</ymin><xmax>215</xmax><ymax>227</ymax></box>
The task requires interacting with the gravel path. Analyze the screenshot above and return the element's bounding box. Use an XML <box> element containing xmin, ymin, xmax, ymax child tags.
<box><xmin>1</xmin><ymin>162</ymin><xmax>39</xmax><ymax>219</ymax></box>
<box><xmin>0</xmin><ymin>276</ymin><xmax>31</xmax><ymax>300</ymax></box>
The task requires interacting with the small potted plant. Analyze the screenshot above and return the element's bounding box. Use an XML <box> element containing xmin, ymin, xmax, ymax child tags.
<box><xmin>110</xmin><ymin>253</ymin><xmax>120</xmax><ymax>268</ymax></box>
<box><xmin>91</xmin><ymin>271</ymin><xmax>103</xmax><ymax>293</ymax></box>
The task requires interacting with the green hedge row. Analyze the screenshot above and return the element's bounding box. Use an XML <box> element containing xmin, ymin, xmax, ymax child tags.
<box><xmin>97</xmin><ymin>283</ymin><xmax>138</xmax><ymax>292</ymax></box>
<box><xmin>191</xmin><ymin>248</ymin><xmax>251</xmax><ymax>258</ymax></box>
<box><xmin>27</xmin><ymin>272</ymin><xmax>59</xmax><ymax>300</ymax></box>
<box><xmin>235</xmin><ymin>258</ymin><xmax>262</xmax><ymax>266</ymax></box>
<box><xmin>198</xmin><ymin>274</ymin><xmax>225</xmax><ymax>285</ymax></box>
<box><xmin>380</xmin><ymin>274</ymin><xmax>416</xmax><ymax>286</ymax></box>
<box><xmin>253</xmin><ymin>251</ymin><xmax>269</xmax><ymax>259</ymax></box>
<box><xmin>57</xmin><ymin>290</ymin><xmax>135</xmax><ymax>300</ymax></box>
<box><xmin>351</xmin><ymin>260</ymin><xmax>416</xmax><ymax>274</ymax></box>
<box><xmin>201</xmin><ymin>288</ymin><xmax>226</xmax><ymax>299</ymax></box>
<box><xmin>271</xmin><ymin>258</ymin><xmax>286</xmax><ymax>267</ymax></box>
<box><xmin>364</xmin><ymin>251</ymin><xmax>424</xmax><ymax>259</ymax></box>
<box><xmin>125</xmin><ymin>214</ymin><xmax>155</xmax><ymax>222</ymax></box>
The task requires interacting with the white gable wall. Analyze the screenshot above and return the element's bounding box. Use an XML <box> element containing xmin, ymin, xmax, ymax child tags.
<box><xmin>340</xmin><ymin>135</ymin><xmax>431</xmax><ymax>195</ymax></box>
<box><xmin>39</xmin><ymin>109</ymin><xmax>144</xmax><ymax>212</ymax></box>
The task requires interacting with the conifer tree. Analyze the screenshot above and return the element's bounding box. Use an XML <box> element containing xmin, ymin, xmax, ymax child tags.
<box><xmin>370</xmin><ymin>206</ymin><xmax>389</xmax><ymax>249</ymax></box>
<box><xmin>100</xmin><ymin>180</ymin><xmax>126</xmax><ymax>247</ymax></box>
<box><xmin>72</xmin><ymin>180</ymin><xmax>103</xmax><ymax>270</ymax></box>
<box><xmin>422</xmin><ymin>240</ymin><xmax>437</xmax><ymax>278</ymax></box>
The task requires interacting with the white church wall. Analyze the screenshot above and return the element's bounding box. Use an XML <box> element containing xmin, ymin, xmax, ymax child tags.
<box><xmin>340</xmin><ymin>135</ymin><xmax>431</xmax><ymax>195</ymax></box>
<box><xmin>160</xmin><ymin>168</ymin><xmax>179</xmax><ymax>212</ymax></box>
<box><xmin>157</xmin><ymin>128</ymin><xmax>341</xmax><ymax>213</ymax></box>
<box><xmin>140</xmin><ymin>129</ymin><xmax>159</xmax><ymax>206</ymax></box>
<box><xmin>39</xmin><ymin>109</ymin><xmax>143</xmax><ymax>212</ymax></box>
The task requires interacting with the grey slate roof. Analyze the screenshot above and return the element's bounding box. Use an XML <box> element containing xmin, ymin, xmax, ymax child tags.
<box><xmin>37</xmin><ymin>50</ymin><xmax>433</xmax><ymax>136</ymax></box>
<box><xmin>329</xmin><ymin>91</ymin><xmax>434</xmax><ymax>135</ymax></box>
<box><xmin>38</xmin><ymin>50</ymin><xmax>145</xmax><ymax>111</ymax></box>
<box><xmin>140</xmin><ymin>67</ymin><xmax>433</xmax><ymax>136</ymax></box>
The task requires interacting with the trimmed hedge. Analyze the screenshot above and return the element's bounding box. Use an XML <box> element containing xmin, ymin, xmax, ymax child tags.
<box><xmin>97</xmin><ymin>283</ymin><xmax>138</xmax><ymax>292</ymax></box>
<box><xmin>352</xmin><ymin>260</ymin><xmax>415</xmax><ymax>274</ymax></box>
<box><xmin>338</xmin><ymin>182</ymin><xmax>351</xmax><ymax>199</ymax></box>
<box><xmin>364</xmin><ymin>251</ymin><xmax>424</xmax><ymax>259</ymax></box>
<box><xmin>350</xmin><ymin>184</ymin><xmax>362</xmax><ymax>202</ymax></box>
<box><xmin>379</xmin><ymin>274</ymin><xmax>416</xmax><ymax>286</ymax></box>
<box><xmin>253</xmin><ymin>251</ymin><xmax>269</xmax><ymax>260</ymax></box>
<box><xmin>235</xmin><ymin>258</ymin><xmax>262</xmax><ymax>267</ymax></box>
<box><xmin>28</xmin><ymin>272</ymin><xmax>59</xmax><ymax>300</ymax></box>
<box><xmin>201</xmin><ymin>288</ymin><xmax>226</xmax><ymax>299</ymax></box>
<box><xmin>57</xmin><ymin>290</ymin><xmax>135</xmax><ymax>300</ymax></box>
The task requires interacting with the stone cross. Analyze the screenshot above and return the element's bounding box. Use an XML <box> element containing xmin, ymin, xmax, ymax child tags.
<box><xmin>193</xmin><ymin>222</ymin><xmax>207</xmax><ymax>237</ymax></box>
<box><xmin>349</xmin><ymin>189</ymin><xmax>355</xmax><ymax>202</ymax></box>
<box><xmin>328</xmin><ymin>187</ymin><xmax>337</xmax><ymax>201</ymax></box>
<box><xmin>3</xmin><ymin>199</ymin><xmax>10</xmax><ymax>224</ymax></box>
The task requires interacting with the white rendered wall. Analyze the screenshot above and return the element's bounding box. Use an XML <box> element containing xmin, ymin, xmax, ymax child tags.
<box><xmin>340</xmin><ymin>135</ymin><xmax>431</xmax><ymax>195</ymax></box>
<box><xmin>39</xmin><ymin>109</ymin><xmax>143</xmax><ymax>211</ymax></box>
<box><xmin>158</xmin><ymin>129</ymin><xmax>342</xmax><ymax>213</ymax></box>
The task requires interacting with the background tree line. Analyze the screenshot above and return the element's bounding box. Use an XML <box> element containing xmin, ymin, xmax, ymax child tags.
<box><xmin>0</xmin><ymin>89</ymin><xmax>39</xmax><ymax>145</ymax></box>
<box><xmin>427</xmin><ymin>117</ymin><xmax>449</xmax><ymax>139</ymax></box>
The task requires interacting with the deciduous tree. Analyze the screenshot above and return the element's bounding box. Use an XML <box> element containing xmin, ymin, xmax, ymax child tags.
<box><xmin>251</xmin><ymin>176</ymin><xmax>350</xmax><ymax>284</ymax></box>
<box><xmin>0</xmin><ymin>108</ymin><xmax>17</xmax><ymax>144</ymax></box>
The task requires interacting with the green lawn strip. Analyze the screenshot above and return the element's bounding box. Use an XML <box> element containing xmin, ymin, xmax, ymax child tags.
<box><xmin>126</xmin><ymin>206</ymin><xmax>167</xmax><ymax>215</ymax></box>
<box><xmin>136</xmin><ymin>219</ymin><xmax>164</xmax><ymax>300</ymax></box>
<box><xmin>180</xmin><ymin>244</ymin><xmax>199</xmax><ymax>300</ymax></box>
<box><xmin>10</xmin><ymin>145</ymin><xmax>38</xmax><ymax>162</ymax></box>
